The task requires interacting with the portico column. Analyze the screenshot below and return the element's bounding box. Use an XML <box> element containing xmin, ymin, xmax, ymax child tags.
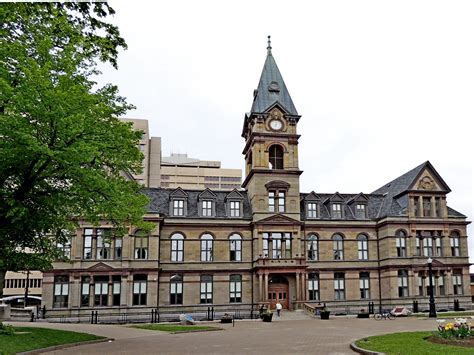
<box><xmin>264</xmin><ymin>273</ymin><xmax>269</xmax><ymax>302</ymax></box>
<box><xmin>259</xmin><ymin>274</ymin><xmax>263</xmax><ymax>302</ymax></box>
<box><xmin>431</xmin><ymin>196</ymin><xmax>437</xmax><ymax>217</ymax></box>
<box><xmin>296</xmin><ymin>272</ymin><xmax>300</xmax><ymax>301</ymax></box>
<box><xmin>418</xmin><ymin>197</ymin><xmax>424</xmax><ymax>217</ymax></box>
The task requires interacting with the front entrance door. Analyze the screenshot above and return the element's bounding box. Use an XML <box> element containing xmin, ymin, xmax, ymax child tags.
<box><xmin>268</xmin><ymin>276</ymin><xmax>289</xmax><ymax>309</ymax></box>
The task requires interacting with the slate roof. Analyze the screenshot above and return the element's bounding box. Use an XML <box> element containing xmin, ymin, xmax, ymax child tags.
<box><xmin>143</xmin><ymin>188</ymin><xmax>252</xmax><ymax>219</ymax></box>
<box><xmin>250</xmin><ymin>45</ymin><xmax>298</xmax><ymax>115</ymax></box>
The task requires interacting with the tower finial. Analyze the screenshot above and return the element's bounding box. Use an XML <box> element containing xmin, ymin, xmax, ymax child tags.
<box><xmin>267</xmin><ymin>35</ymin><xmax>272</xmax><ymax>55</ymax></box>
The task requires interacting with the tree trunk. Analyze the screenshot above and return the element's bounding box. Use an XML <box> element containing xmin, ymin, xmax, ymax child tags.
<box><xmin>0</xmin><ymin>269</ymin><xmax>5</xmax><ymax>298</ymax></box>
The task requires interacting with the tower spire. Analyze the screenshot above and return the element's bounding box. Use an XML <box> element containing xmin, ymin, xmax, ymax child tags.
<box><xmin>267</xmin><ymin>35</ymin><xmax>272</xmax><ymax>55</ymax></box>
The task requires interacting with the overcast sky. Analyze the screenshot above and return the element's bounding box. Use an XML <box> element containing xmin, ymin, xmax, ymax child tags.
<box><xmin>99</xmin><ymin>0</ymin><xmax>473</xmax><ymax>268</ymax></box>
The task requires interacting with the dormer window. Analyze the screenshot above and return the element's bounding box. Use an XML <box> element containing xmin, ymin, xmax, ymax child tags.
<box><xmin>307</xmin><ymin>202</ymin><xmax>318</xmax><ymax>218</ymax></box>
<box><xmin>356</xmin><ymin>204</ymin><xmax>367</xmax><ymax>219</ymax></box>
<box><xmin>229</xmin><ymin>201</ymin><xmax>241</xmax><ymax>217</ymax></box>
<box><xmin>173</xmin><ymin>199</ymin><xmax>185</xmax><ymax>216</ymax></box>
<box><xmin>331</xmin><ymin>203</ymin><xmax>342</xmax><ymax>219</ymax></box>
<box><xmin>201</xmin><ymin>200</ymin><xmax>213</xmax><ymax>217</ymax></box>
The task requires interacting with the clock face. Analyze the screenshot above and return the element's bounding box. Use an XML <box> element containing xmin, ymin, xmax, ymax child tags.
<box><xmin>270</xmin><ymin>119</ymin><xmax>283</xmax><ymax>131</ymax></box>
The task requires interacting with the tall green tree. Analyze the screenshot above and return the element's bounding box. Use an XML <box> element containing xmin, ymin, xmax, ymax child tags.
<box><xmin>0</xmin><ymin>3</ymin><xmax>150</xmax><ymax>296</ymax></box>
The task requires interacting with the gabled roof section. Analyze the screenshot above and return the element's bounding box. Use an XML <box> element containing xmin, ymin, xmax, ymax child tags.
<box><xmin>372</xmin><ymin>161</ymin><xmax>450</xmax><ymax>198</ymax></box>
<box><xmin>169</xmin><ymin>187</ymin><xmax>188</xmax><ymax>198</ymax></box>
<box><xmin>303</xmin><ymin>191</ymin><xmax>321</xmax><ymax>201</ymax></box>
<box><xmin>198</xmin><ymin>188</ymin><xmax>217</xmax><ymax>200</ymax></box>
<box><xmin>347</xmin><ymin>192</ymin><xmax>369</xmax><ymax>205</ymax></box>
<box><xmin>323</xmin><ymin>192</ymin><xmax>345</xmax><ymax>204</ymax></box>
<box><xmin>225</xmin><ymin>188</ymin><xmax>244</xmax><ymax>200</ymax></box>
<box><xmin>250</xmin><ymin>37</ymin><xmax>298</xmax><ymax>116</ymax></box>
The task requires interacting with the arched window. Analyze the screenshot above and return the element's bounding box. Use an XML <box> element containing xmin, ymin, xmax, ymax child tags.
<box><xmin>357</xmin><ymin>234</ymin><xmax>368</xmax><ymax>260</ymax></box>
<box><xmin>229</xmin><ymin>234</ymin><xmax>242</xmax><ymax>261</ymax></box>
<box><xmin>396</xmin><ymin>230</ymin><xmax>407</xmax><ymax>257</ymax></box>
<box><xmin>332</xmin><ymin>234</ymin><xmax>344</xmax><ymax>260</ymax></box>
<box><xmin>171</xmin><ymin>233</ymin><xmax>184</xmax><ymax>262</ymax></box>
<box><xmin>200</xmin><ymin>234</ymin><xmax>214</xmax><ymax>261</ymax></box>
<box><xmin>450</xmin><ymin>231</ymin><xmax>460</xmax><ymax>256</ymax></box>
<box><xmin>307</xmin><ymin>234</ymin><xmax>319</xmax><ymax>261</ymax></box>
<box><xmin>269</xmin><ymin>145</ymin><xmax>283</xmax><ymax>169</ymax></box>
<box><xmin>134</xmin><ymin>230</ymin><xmax>149</xmax><ymax>260</ymax></box>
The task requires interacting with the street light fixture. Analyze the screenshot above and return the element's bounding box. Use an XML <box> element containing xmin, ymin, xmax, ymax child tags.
<box><xmin>427</xmin><ymin>257</ymin><xmax>437</xmax><ymax>318</ymax></box>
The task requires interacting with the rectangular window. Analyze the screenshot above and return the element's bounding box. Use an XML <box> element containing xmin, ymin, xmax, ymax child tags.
<box><xmin>398</xmin><ymin>270</ymin><xmax>409</xmax><ymax>297</ymax></box>
<box><xmin>423</xmin><ymin>237</ymin><xmax>433</xmax><ymax>257</ymax></box>
<box><xmin>230</xmin><ymin>237</ymin><xmax>242</xmax><ymax>261</ymax></box>
<box><xmin>451</xmin><ymin>237</ymin><xmax>460</xmax><ymax>256</ymax></box>
<box><xmin>81</xmin><ymin>276</ymin><xmax>90</xmax><ymax>307</ymax></box>
<box><xmin>96</xmin><ymin>234</ymin><xmax>111</xmax><ymax>260</ymax></box>
<box><xmin>278</xmin><ymin>192</ymin><xmax>285</xmax><ymax>212</ymax></box>
<box><xmin>83</xmin><ymin>231</ymin><xmax>93</xmax><ymax>259</ymax></box>
<box><xmin>438</xmin><ymin>274</ymin><xmax>445</xmax><ymax>296</ymax></box>
<box><xmin>269</xmin><ymin>191</ymin><xmax>285</xmax><ymax>212</ymax></box>
<box><xmin>331</xmin><ymin>203</ymin><xmax>342</xmax><ymax>219</ymax></box>
<box><xmin>94</xmin><ymin>277</ymin><xmax>108</xmax><ymax>306</ymax></box>
<box><xmin>112</xmin><ymin>276</ymin><xmax>121</xmax><ymax>306</ymax></box>
<box><xmin>359</xmin><ymin>272</ymin><xmax>370</xmax><ymax>299</ymax></box>
<box><xmin>173</xmin><ymin>199</ymin><xmax>185</xmax><ymax>216</ymax></box>
<box><xmin>272</xmin><ymin>233</ymin><xmax>282</xmax><ymax>259</ymax></box>
<box><xmin>453</xmin><ymin>271</ymin><xmax>463</xmax><ymax>295</ymax></box>
<box><xmin>115</xmin><ymin>238</ymin><xmax>122</xmax><ymax>259</ymax></box>
<box><xmin>133</xmin><ymin>275</ymin><xmax>147</xmax><ymax>305</ymax></box>
<box><xmin>307</xmin><ymin>203</ymin><xmax>318</xmax><ymax>218</ymax></box>
<box><xmin>356</xmin><ymin>204</ymin><xmax>367</xmax><ymax>219</ymax></box>
<box><xmin>53</xmin><ymin>275</ymin><xmax>69</xmax><ymax>308</ymax></box>
<box><xmin>201</xmin><ymin>200</ymin><xmax>213</xmax><ymax>217</ymax></box>
<box><xmin>418</xmin><ymin>275</ymin><xmax>424</xmax><ymax>296</ymax></box>
<box><xmin>134</xmin><ymin>236</ymin><xmax>149</xmax><ymax>259</ymax></box>
<box><xmin>200</xmin><ymin>275</ymin><xmax>213</xmax><ymax>304</ymax></box>
<box><xmin>171</xmin><ymin>236</ymin><xmax>184</xmax><ymax>262</ymax></box>
<box><xmin>308</xmin><ymin>274</ymin><xmax>319</xmax><ymax>301</ymax></box>
<box><xmin>57</xmin><ymin>239</ymin><xmax>71</xmax><ymax>259</ymax></box>
<box><xmin>334</xmin><ymin>273</ymin><xmax>345</xmax><ymax>300</ymax></box>
<box><xmin>416</xmin><ymin>236</ymin><xmax>421</xmax><ymax>256</ymax></box>
<box><xmin>170</xmin><ymin>275</ymin><xmax>183</xmax><ymax>305</ymax></box>
<box><xmin>268</xmin><ymin>191</ymin><xmax>275</xmax><ymax>212</ymax></box>
<box><xmin>435</xmin><ymin>238</ymin><xmax>442</xmax><ymax>256</ymax></box>
<box><xmin>229</xmin><ymin>275</ymin><xmax>242</xmax><ymax>303</ymax></box>
<box><xmin>229</xmin><ymin>201</ymin><xmax>241</xmax><ymax>217</ymax></box>
<box><xmin>396</xmin><ymin>236</ymin><xmax>406</xmax><ymax>257</ymax></box>
<box><xmin>263</xmin><ymin>233</ymin><xmax>269</xmax><ymax>257</ymax></box>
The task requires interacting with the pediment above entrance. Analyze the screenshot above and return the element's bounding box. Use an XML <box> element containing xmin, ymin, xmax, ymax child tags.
<box><xmin>87</xmin><ymin>262</ymin><xmax>114</xmax><ymax>272</ymax></box>
<box><xmin>255</xmin><ymin>214</ymin><xmax>302</xmax><ymax>226</ymax></box>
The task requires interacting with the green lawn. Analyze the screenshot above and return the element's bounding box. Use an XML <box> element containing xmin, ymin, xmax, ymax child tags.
<box><xmin>132</xmin><ymin>324</ymin><xmax>220</xmax><ymax>333</ymax></box>
<box><xmin>0</xmin><ymin>326</ymin><xmax>103</xmax><ymax>355</ymax></box>
<box><xmin>355</xmin><ymin>331</ymin><xmax>473</xmax><ymax>355</ymax></box>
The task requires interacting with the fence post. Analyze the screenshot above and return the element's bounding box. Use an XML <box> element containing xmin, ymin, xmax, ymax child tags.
<box><xmin>42</xmin><ymin>305</ymin><xmax>46</xmax><ymax>319</ymax></box>
<box><xmin>212</xmin><ymin>307</ymin><xmax>214</xmax><ymax>321</ymax></box>
<box><xmin>413</xmin><ymin>300</ymin><xmax>418</xmax><ymax>313</ymax></box>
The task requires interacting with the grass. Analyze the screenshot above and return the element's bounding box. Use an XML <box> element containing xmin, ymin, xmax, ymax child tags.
<box><xmin>132</xmin><ymin>324</ymin><xmax>220</xmax><ymax>333</ymax></box>
<box><xmin>413</xmin><ymin>311</ymin><xmax>474</xmax><ymax>318</ymax></box>
<box><xmin>0</xmin><ymin>326</ymin><xmax>103</xmax><ymax>355</ymax></box>
<box><xmin>355</xmin><ymin>331</ymin><xmax>473</xmax><ymax>355</ymax></box>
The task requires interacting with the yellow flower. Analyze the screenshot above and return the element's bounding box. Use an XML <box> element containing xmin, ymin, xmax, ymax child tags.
<box><xmin>445</xmin><ymin>323</ymin><xmax>454</xmax><ymax>330</ymax></box>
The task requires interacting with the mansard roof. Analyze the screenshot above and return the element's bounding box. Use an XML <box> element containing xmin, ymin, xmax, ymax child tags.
<box><xmin>250</xmin><ymin>38</ymin><xmax>298</xmax><ymax>116</ymax></box>
<box><xmin>144</xmin><ymin>188</ymin><xmax>252</xmax><ymax>219</ymax></box>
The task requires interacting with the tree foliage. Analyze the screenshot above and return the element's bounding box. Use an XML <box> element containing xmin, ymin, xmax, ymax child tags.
<box><xmin>0</xmin><ymin>3</ymin><xmax>151</xmax><ymax>290</ymax></box>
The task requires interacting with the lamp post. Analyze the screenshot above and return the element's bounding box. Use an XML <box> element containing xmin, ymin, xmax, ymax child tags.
<box><xmin>427</xmin><ymin>257</ymin><xmax>437</xmax><ymax>318</ymax></box>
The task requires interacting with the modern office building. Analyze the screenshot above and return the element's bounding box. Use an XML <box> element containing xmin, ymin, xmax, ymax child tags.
<box><xmin>42</xmin><ymin>40</ymin><xmax>471</xmax><ymax>319</ymax></box>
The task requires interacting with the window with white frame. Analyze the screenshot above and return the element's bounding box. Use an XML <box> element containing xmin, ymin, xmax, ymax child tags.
<box><xmin>94</xmin><ymin>276</ymin><xmax>108</xmax><ymax>306</ymax></box>
<box><xmin>334</xmin><ymin>272</ymin><xmax>345</xmax><ymax>300</ymax></box>
<box><xmin>200</xmin><ymin>234</ymin><xmax>213</xmax><ymax>261</ymax></box>
<box><xmin>171</xmin><ymin>233</ymin><xmax>184</xmax><ymax>262</ymax></box>
<box><xmin>398</xmin><ymin>270</ymin><xmax>409</xmax><ymax>297</ymax></box>
<box><xmin>229</xmin><ymin>274</ymin><xmax>242</xmax><ymax>303</ymax></box>
<box><xmin>437</xmin><ymin>274</ymin><xmax>445</xmax><ymax>296</ymax></box>
<box><xmin>133</xmin><ymin>274</ymin><xmax>147</xmax><ymax>305</ymax></box>
<box><xmin>170</xmin><ymin>274</ymin><xmax>183</xmax><ymax>305</ymax></box>
<box><xmin>308</xmin><ymin>273</ymin><xmax>319</xmax><ymax>301</ymax></box>
<box><xmin>331</xmin><ymin>203</ymin><xmax>342</xmax><ymax>219</ymax></box>
<box><xmin>229</xmin><ymin>201</ymin><xmax>241</xmax><ymax>217</ymax></box>
<box><xmin>200</xmin><ymin>275</ymin><xmax>213</xmax><ymax>303</ymax></box>
<box><xmin>96</xmin><ymin>234</ymin><xmax>111</xmax><ymax>259</ymax></box>
<box><xmin>172</xmin><ymin>199</ymin><xmax>185</xmax><ymax>216</ymax></box>
<box><xmin>229</xmin><ymin>234</ymin><xmax>242</xmax><ymax>261</ymax></box>
<box><xmin>357</xmin><ymin>234</ymin><xmax>368</xmax><ymax>260</ymax></box>
<box><xmin>201</xmin><ymin>200</ymin><xmax>213</xmax><ymax>217</ymax></box>
<box><xmin>333</xmin><ymin>234</ymin><xmax>344</xmax><ymax>260</ymax></box>
<box><xmin>450</xmin><ymin>232</ymin><xmax>460</xmax><ymax>256</ymax></box>
<box><xmin>307</xmin><ymin>202</ymin><xmax>318</xmax><ymax>218</ymax></box>
<box><xmin>396</xmin><ymin>230</ymin><xmax>407</xmax><ymax>257</ymax></box>
<box><xmin>307</xmin><ymin>234</ymin><xmax>318</xmax><ymax>261</ymax></box>
<box><xmin>359</xmin><ymin>272</ymin><xmax>370</xmax><ymax>299</ymax></box>
<box><xmin>114</xmin><ymin>237</ymin><xmax>122</xmax><ymax>259</ymax></box>
<box><xmin>269</xmin><ymin>191</ymin><xmax>285</xmax><ymax>213</ymax></box>
<box><xmin>81</xmin><ymin>276</ymin><xmax>90</xmax><ymax>307</ymax></box>
<box><xmin>53</xmin><ymin>275</ymin><xmax>69</xmax><ymax>308</ymax></box>
<box><xmin>453</xmin><ymin>270</ymin><xmax>463</xmax><ymax>295</ymax></box>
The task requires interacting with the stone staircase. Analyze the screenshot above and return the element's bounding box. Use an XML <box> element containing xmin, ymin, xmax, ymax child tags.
<box><xmin>274</xmin><ymin>309</ymin><xmax>313</xmax><ymax>321</ymax></box>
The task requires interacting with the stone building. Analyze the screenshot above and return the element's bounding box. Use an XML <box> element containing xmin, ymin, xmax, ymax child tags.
<box><xmin>42</xmin><ymin>40</ymin><xmax>471</xmax><ymax>319</ymax></box>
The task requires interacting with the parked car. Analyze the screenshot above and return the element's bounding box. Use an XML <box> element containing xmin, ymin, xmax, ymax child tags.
<box><xmin>0</xmin><ymin>295</ymin><xmax>42</xmax><ymax>307</ymax></box>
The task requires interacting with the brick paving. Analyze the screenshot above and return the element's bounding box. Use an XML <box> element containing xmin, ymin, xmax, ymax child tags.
<box><xmin>9</xmin><ymin>316</ymin><xmax>439</xmax><ymax>355</ymax></box>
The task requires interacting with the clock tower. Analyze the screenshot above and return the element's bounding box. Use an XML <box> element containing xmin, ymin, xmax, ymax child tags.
<box><xmin>242</xmin><ymin>36</ymin><xmax>303</xmax><ymax>222</ymax></box>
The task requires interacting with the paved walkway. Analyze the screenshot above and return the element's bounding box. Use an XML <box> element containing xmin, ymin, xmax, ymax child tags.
<box><xmin>9</xmin><ymin>316</ymin><xmax>439</xmax><ymax>355</ymax></box>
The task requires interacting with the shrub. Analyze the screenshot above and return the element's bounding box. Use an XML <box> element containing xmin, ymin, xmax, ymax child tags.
<box><xmin>0</xmin><ymin>322</ymin><xmax>15</xmax><ymax>336</ymax></box>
